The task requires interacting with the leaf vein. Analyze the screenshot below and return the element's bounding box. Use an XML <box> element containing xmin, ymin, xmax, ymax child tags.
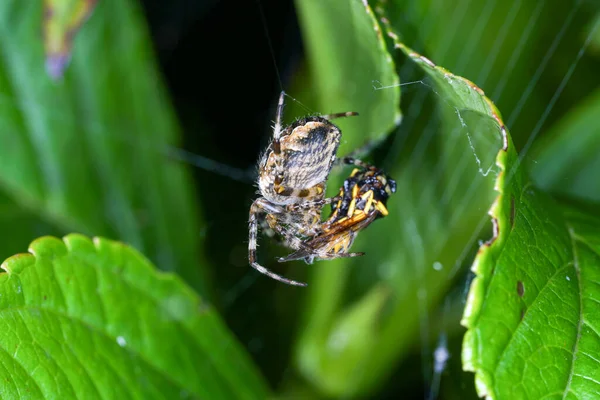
<box><xmin>562</xmin><ymin>226</ymin><xmax>583</xmax><ymax>400</ymax></box>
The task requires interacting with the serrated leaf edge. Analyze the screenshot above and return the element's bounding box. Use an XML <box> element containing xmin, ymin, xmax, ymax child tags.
<box><xmin>374</xmin><ymin>2</ymin><xmax>511</xmax><ymax>398</ymax></box>
<box><xmin>360</xmin><ymin>0</ymin><xmax>403</xmax><ymax>129</ymax></box>
<box><xmin>0</xmin><ymin>234</ymin><xmax>271</xmax><ymax>399</ymax></box>
<box><xmin>0</xmin><ymin>234</ymin><xmax>216</xmax><ymax>396</ymax></box>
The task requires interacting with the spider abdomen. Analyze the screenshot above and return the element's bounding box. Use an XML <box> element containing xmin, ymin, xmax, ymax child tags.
<box><xmin>258</xmin><ymin>116</ymin><xmax>341</xmax><ymax>205</ymax></box>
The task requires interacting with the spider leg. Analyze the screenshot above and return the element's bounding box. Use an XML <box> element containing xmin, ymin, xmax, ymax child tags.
<box><xmin>248</xmin><ymin>199</ymin><xmax>307</xmax><ymax>287</ymax></box>
<box><xmin>266</xmin><ymin>212</ymin><xmax>319</xmax><ymax>253</ymax></box>
<box><xmin>335</xmin><ymin>156</ymin><xmax>379</xmax><ymax>171</ymax></box>
<box><xmin>263</xmin><ymin>206</ymin><xmax>326</xmax><ymax>263</ymax></box>
<box><xmin>273</xmin><ymin>91</ymin><xmax>285</xmax><ymax>143</ymax></box>
<box><xmin>278</xmin><ymin>250</ymin><xmax>365</xmax><ymax>263</ymax></box>
<box><xmin>329</xmin><ymin>251</ymin><xmax>365</xmax><ymax>258</ymax></box>
<box><xmin>277</xmin><ymin>248</ymin><xmax>313</xmax><ymax>263</ymax></box>
<box><xmin>343</xmin><ymin>137</ymin><xmax>380</xmax><ymax>157</ymax></box>
<box><xmin>320</xmin><ymin>111</ymin><xmax>359</xmax><ymax>120</ymax></box>
<box><xmin>270</xmin><ymin>91</ymin><xmax>288</xmax><ymax>192</ymax></box>
<box><xmin>287</xmin><ymin>195</ymin><xmax>341</xmax><ymax>212</ymax></box>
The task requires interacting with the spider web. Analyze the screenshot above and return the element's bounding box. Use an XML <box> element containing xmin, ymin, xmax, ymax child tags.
<box><xmin>0</xmin><ymin>0</ymin><xmax>598</xmax><ymax>398</ymax></box>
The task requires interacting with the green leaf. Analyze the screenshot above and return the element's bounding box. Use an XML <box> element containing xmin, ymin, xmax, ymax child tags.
<box><xmin>529</xmin><ymin>88</ymin><xmax>600</xmax><ymax>202</ymax></box>
<box><xmin>294</xmin><ymin>0</ymin><xmax>401</xmax><ymax>154</ymax></box>
<box><xmin>0</xmin><ymin>0</ymin><xmax>209</xmax><ymax>294</ymax></box>
<box><xmin>462</xmin><ymin>111</ymin><xmax>600</xmax><ymax>398</ymax></box>
<box><xmin>294</xmin><ymin>2</ymin><xmax>504</xmax><ymax>397</ymax></box>
<box><xmin>0</xmin><ymin>234</ymin><xmax>269</xmax><ymax>399</ymax></box>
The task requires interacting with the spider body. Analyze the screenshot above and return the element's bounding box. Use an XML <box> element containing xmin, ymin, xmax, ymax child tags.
<box><xmin>248</xmin><ymin>92</ymin><xmax>357</xmax><ymax>286</ymax></box>
<box><xmin>258</xmin><ymin>116</ymin><xmax>341</xmax><ymax>206</ymax></box>
<box><xmin>278</xmin><ymin>163</ymin><xmax>396</xmax><ymax>264</ymax></box>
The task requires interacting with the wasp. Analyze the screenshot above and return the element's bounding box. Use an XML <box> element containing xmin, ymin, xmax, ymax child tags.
<box><xmin>278</xmin><ymin>159</ymin><xmax>396</xmax><ymax>264</ymax></box>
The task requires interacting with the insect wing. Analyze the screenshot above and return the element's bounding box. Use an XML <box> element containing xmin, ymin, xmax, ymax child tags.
<box><xmin>278</xmin><ymin>211</ymin><xmax>378</xmax><ymax>263</ymax></box>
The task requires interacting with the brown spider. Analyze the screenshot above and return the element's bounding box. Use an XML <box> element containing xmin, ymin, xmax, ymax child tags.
<box><xmin>248</xmin><ymin>91</ymin><xmax>358</xmax><ymax>286</ymax></box>
<box><xmin>278</xmin><ymin>160</ymin><xmax>396</xmax><ymax>264</ymax></box>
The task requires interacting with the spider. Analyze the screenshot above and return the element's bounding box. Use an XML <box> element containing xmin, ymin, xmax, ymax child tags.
<box><xmin>277</xmin><ymin>159</ymin><xmax>396</xmax><ymax>264</ymax></box>
<box><xmin>248</xmin><ymin>91</ymin><xmax>358</xmax><ymax>287</ymax></box>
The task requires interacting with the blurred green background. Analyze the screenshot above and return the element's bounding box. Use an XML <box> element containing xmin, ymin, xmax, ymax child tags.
<box><xmin>0</xmin><ymin>0</ymin><xmax>598</xmax><ymax>398</ymax></box>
